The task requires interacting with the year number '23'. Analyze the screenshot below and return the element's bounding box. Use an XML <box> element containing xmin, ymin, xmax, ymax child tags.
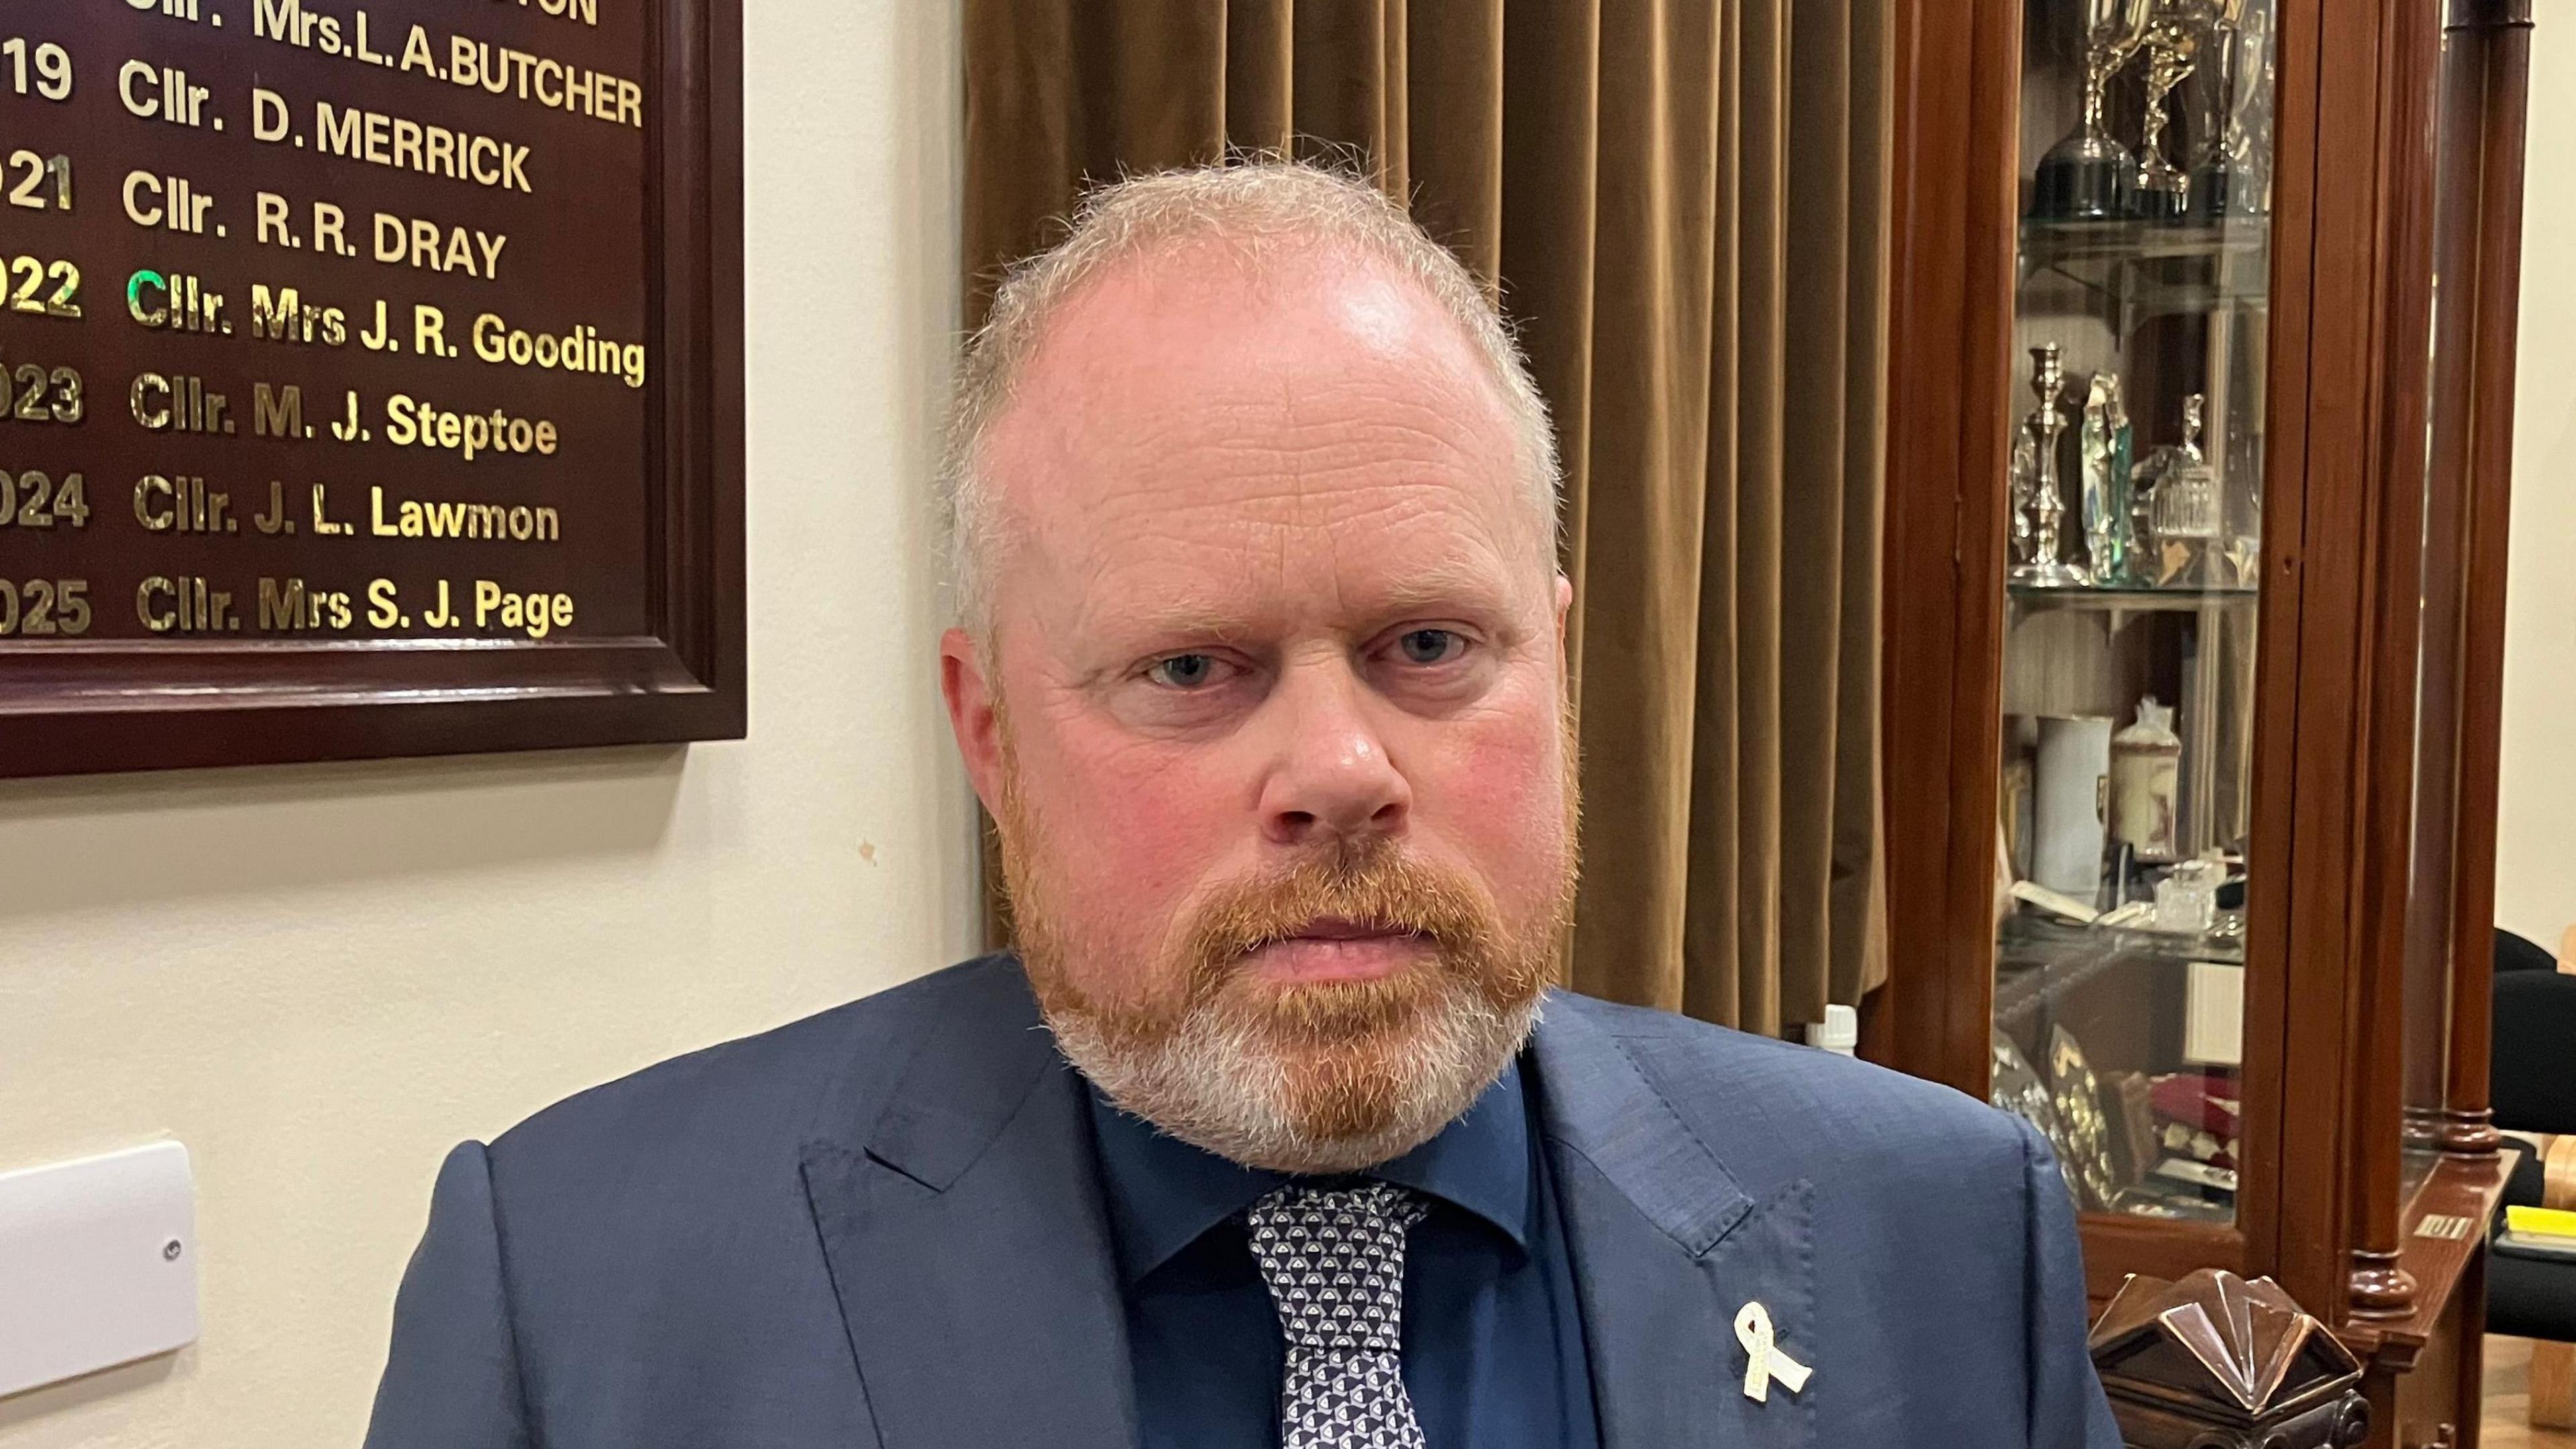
<box><xmin>0</xmin><ymin>363</ymin><xmax>84</xmax><ymax>425</ymax></box>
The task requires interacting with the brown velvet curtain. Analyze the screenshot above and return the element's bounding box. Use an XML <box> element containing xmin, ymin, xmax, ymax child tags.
<box><xmin>963</xmin><ymin>0</ymin><xmax>1893</xmax><ymax>1034</ymax></box>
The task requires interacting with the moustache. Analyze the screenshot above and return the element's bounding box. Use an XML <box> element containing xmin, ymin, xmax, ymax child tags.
<box><xmin>1179</xmin><ymin>837</ymin><xmax>1501</xmax><ymax>974</ymax></box>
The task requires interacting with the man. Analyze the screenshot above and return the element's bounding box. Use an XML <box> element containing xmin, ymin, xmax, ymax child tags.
<box><xmin>366</xmin><ymin>161</ymin><xmax>2118</xmax><ymax>1449</ymax></box>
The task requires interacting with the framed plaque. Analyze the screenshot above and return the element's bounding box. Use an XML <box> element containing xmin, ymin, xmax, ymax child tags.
<box><xmin>0</xmin><ymin>0</ymin><xmax>743</xmax><ymax>778</ymax></box>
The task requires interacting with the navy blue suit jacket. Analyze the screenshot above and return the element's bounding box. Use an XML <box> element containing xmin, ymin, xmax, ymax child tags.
<box><xmin>363</xmin><ymin>955</ymin><xmax>2121</xmax><ymax>1448</ymax></box>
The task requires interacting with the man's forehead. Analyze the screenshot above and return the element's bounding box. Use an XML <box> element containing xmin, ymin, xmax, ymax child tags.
<box><xmin>1030</xmin><ymin>237</ymin><xmax>1483</xmax><ymax>385</ymax></box>
<box><xmin>1120</xmin><ymin>541</ymin><xmax>1522</xmax><ymax>616</ymax></box>
<box><xmin>980</xmin><ymin>239</ymin><xmax>1532</xmax><ymax>570</ymax></box>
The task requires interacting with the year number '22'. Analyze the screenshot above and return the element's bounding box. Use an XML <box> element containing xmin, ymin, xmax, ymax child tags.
<box><xmin>1</xmin><ymin>258</ymin><xmax>78</xmax><ymax>318</ymax></box>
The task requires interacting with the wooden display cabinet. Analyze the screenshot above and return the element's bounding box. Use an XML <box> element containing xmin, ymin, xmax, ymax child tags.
<box><xmin>1875</xmin><ymin>2</ymin><xmax>2535</xmax><ymax>1444</ymax></box>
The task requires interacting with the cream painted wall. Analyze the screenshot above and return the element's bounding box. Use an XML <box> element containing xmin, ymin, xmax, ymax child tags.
<box><xmin>2496</xmin><ymin>15</ymin><xmax>2576</xmax><ymax>950</ymax></box>
<box><xmin>0</xmin><ymin>3</ymin><xmax>973</xmax><ymax>1446</ymax></box>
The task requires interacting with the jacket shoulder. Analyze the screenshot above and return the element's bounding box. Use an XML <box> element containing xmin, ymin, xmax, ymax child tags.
<box><xmin>1549</xmin><ymin>991</ymin><xmax>2030</xmax><ymax>1197</ymax></box>
<box><xmin>486</xmin><ymin>954</ymin><xmax>1024</xmax><ymax>1174</ymax></box>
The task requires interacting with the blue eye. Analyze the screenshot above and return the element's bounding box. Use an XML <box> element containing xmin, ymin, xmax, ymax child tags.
<box><xmin>1148</xmin><ymin>653</ymin><xmax>1220</xmax><ymax>688</ymax></box>
<box><xmin>1397</xmin><ymin>629</ymin><xmax>1461</xmax><ymax>664</ymax></box>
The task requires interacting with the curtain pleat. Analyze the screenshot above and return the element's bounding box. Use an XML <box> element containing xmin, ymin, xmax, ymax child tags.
<box><xmin>963</xmin><ymin>0</ymin><xmax>1894</xmax><ymax>1034</ymax></box>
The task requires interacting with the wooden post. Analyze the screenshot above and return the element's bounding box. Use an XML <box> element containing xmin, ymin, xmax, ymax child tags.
<box><xmin>2436</xmin><ymin>0</ymin><xmax>2535</xmax><ymax>1161</ymax></box>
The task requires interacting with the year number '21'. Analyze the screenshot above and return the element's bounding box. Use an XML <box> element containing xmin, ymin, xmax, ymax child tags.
<box><xmin>7</xmin><ymin>152</ymin><xmax>71</xmax><ymax>211</ymax></box>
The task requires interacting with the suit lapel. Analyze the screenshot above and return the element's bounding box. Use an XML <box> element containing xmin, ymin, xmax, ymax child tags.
<box><xmin>1532</xmin><ymin>998</ymin><xmax>1819</xmax><ymax>1449</ymax></box>
<box><xmin>798</xmin><ymin>963</ymin><xmax>1135</xmax><ymax>1449</ymax></box>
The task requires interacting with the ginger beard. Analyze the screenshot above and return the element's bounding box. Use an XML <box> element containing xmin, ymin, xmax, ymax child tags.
<box><xmin>997</xmin><ymin>706</ymin><xmax>1580</xmax><ymax>1175</ymax></box>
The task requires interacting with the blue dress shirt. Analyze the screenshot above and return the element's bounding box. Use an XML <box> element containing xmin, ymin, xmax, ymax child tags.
<box><xmin>1085</xmin><ymin>1058</ymin><xmax>1602</xmax><ymax>1449</ymax></box>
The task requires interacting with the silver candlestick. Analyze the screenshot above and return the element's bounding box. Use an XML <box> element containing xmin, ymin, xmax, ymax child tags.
<box><xmin>2012</xmin><ymin>344</ymin><xmax>2090</xmax><ymax>588</ymax></box>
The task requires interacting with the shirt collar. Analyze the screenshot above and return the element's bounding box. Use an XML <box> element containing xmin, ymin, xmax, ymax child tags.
<box><xmin>1085</xmin><ymin>1057</ymin><xmax>1538</xmax><ymax>1285</ymax></box>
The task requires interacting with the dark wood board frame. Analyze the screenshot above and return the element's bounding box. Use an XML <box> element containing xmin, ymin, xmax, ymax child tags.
<box><xmin>0</xmin><ymin>0</ymin><xmax>745</xmax><ymax>779</ymax></box>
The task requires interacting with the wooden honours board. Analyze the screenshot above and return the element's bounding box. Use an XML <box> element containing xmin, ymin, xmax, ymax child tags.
<box><xmin>0</xmin><ymin>0</ymin><xmax>743</xmax><ymax>777</ymax></box>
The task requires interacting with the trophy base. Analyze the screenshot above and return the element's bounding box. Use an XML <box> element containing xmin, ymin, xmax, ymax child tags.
<box><xmin>2131</xmin><ymin>161</ymin><xmax>2191</xmax><ymax>223</ymax></box>
<box><xmin>2084</xmin><ymin>534</ymin><xmax>2127</xmax><ymax>587</ymax></box>
<box><xmin>2010</xmin><ymin>559</ymin><xmax>2095</xmax><ymax>589</ymax></box>
<box><xmin>2191</xmin><ymin>163</ymin><xmax>2266</xmax><ymax>223</ymax></box>
<box><xmin>2194</xmin><ymin>164</ymin><xmax>2277</xmax><ymax>220</ymax></box>
<box><xmin>2143</xmin><ymin>539</ymin><xmax>2233</xmax><ymax>590</ymax></box>
<box><xmin>2031</xmin><ymin>131</ymin><xmax>2134</xmax><ymax>222</ymax></box>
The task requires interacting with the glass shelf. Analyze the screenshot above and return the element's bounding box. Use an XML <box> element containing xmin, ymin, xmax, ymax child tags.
<box><xmin>2019</xmin><ymin>215</ymin><xmax>2274</xmax><ymax>333</ymax></box>
<box><xmin>2008</xmin><ymin>583</ymin><xmax>2259</xmax><ymax>614</ymax></box>
<box><xmin>1993</xmin><ymin>911</ymin><xmax>2249</xmax><ymax>1224</ymax></box>
<box><xmin>2021</xmin><ymin>216</ymin><xmax>2272</xmax><ymax>270</ymax></box>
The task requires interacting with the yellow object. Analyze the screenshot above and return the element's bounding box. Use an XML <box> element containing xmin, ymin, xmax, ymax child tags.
<box><xmin>2504</xmin><ymin>1205</ymin><xmax>2576</xmax><ymax>1241</ymax></box>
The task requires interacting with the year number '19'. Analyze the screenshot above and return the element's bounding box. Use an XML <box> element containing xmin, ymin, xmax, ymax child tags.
<box><xmin>2</xmin><ymin>39</ymin><xmax>71</xmax><ymax>102</ymax></box>
<box><xmin>0</xmin><ymin>363</ymin><xmax>83</xmax><ymax>425</ymax></box>
<box><xmin>0</xmin><ymin>578</ymin><xmax>91</xmax><ymax>635</ymax></box>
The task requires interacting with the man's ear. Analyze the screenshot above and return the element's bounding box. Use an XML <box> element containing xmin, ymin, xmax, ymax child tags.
<box><xmin>941</xmin><ymin>627</ymin><xmax>1005</xmax><ymax>814</ymax></box>
<box><xmin>1553</xmin><ymin>572</ymin><xmax>1574</xmax><ymax>655</ymax></box>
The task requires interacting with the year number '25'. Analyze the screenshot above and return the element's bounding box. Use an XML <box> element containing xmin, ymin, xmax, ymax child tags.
<box><xmin>0</xmin><ymin>578</ymin><xmax>92</xmax><ymax>637</ymax></box>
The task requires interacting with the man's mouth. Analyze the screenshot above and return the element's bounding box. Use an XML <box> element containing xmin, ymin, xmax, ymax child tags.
<box><xmin>1242</xmin><ymin>917</ymin><xmax>1433</xmax><ymax>983</ymax></box>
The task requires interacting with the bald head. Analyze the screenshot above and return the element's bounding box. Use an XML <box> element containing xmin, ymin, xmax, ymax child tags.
<box><xmin>942</xmin><ymin>162</ymin><xmax>1560</xmax><ymax>642</ymax></box>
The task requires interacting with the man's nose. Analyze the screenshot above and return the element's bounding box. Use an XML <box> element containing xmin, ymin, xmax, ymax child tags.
<box><xmin>1255</xmin><ymin>658</ymin><xmax>1411</xmax><ymax>848</ymax></box>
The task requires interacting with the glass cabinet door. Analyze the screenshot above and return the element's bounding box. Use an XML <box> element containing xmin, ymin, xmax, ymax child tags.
<box><xmin>1987</xmin><ymin>0</ymin><xmax>2277</xmax><ymax>1226</ymax></box>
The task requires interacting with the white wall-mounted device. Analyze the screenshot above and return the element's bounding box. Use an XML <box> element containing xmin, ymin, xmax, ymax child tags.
<box><xmin>0</xmin><ymin>1141</ymin><xmax>200</xmax><ymax>1399</ymax></box>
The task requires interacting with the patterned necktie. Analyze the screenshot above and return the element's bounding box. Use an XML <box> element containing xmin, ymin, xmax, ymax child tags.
<box><xmin>1245</xmin><ymin>1181</ymin><xmax>1431</xmax><ymax>1449</ymax></box>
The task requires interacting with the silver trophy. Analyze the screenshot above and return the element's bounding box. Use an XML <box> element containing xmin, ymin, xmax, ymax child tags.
<box><xmin>2194</xmin><ymin>5</ymin><xmax>2274</xmax><ymax>220</ymax></box>
<box><xmin>2031</xmin><ymin>0</ymin><xmax>2156</xmax><ymax>221</ymax></box>
<box><xmin>2011</xmin><ymin>344</ymin><xmax>2090</xmax><ymax>588</ymax></box>
<box><xmin>2132</xmin><ymin>394</ymin><xmax>2225</xmax><ymax>586</ymax></box>
<box><xmin>2222</xmin><ymin>425</ymin><xmax>2264</xmax><ymax>585</ymax></box>
<box><xmin>2132</xmin><ymin>0</ymin><xmax>2245</xmax><ymax>219</ymax></box>
<box><xmin>2081</xmin><ymin>372</ymin><xmax>2133</xmax><ymax>586</ymax></box>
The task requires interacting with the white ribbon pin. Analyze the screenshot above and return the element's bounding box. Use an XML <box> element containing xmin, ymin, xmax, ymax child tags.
<box><xmin>1734</xmin><ymin>1301</ymin><xmax>1812</xmax><ymax>1403</ymax></box>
